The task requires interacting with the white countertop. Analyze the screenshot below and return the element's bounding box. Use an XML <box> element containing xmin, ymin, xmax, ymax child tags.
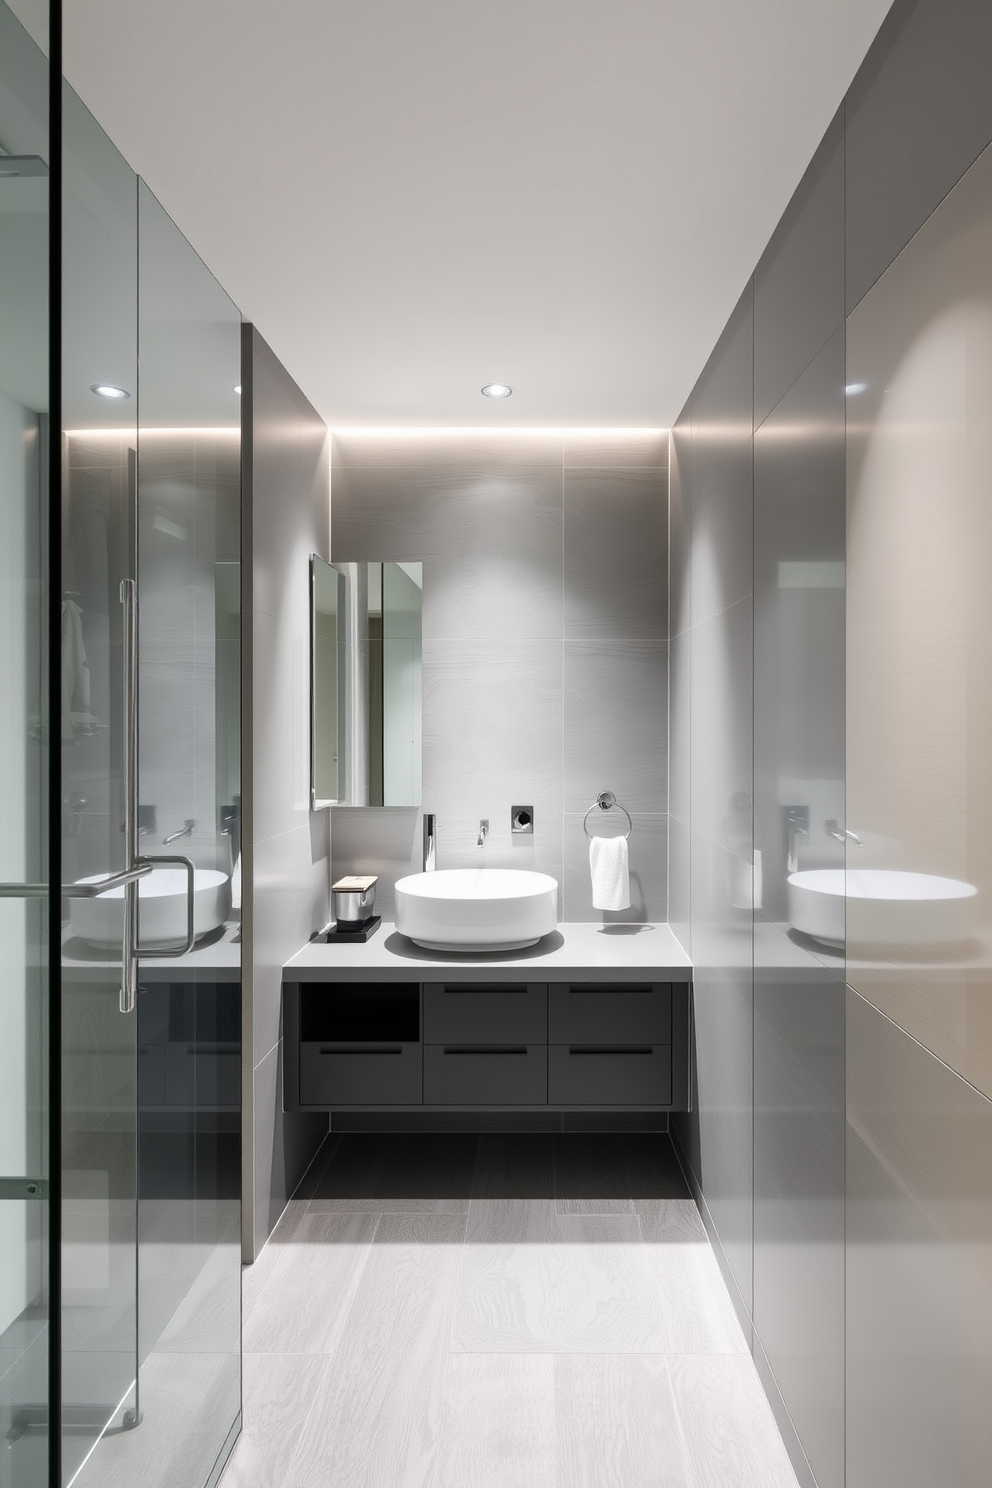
<box><xmin>285</xmin><ymin>921</ymin><xmax>691</xmax><ymax>982</ymax></box>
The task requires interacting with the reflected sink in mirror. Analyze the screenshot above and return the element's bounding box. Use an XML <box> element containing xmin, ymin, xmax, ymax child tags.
<box><xmin>394</xmin><ymin>868</ymin><xmax>559</xmax><ymax>952</ymax></box>
<box><xmin>788</xmin><ymin>867</ymin><xmax>977</xmax><ymax>950</ymax></box>
<box><xmin>70</xmin><ymin>867</ymin><xmax>231</xmax><ymax>950</ymax></box>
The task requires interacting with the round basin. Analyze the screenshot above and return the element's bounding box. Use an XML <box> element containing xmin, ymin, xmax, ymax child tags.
<box><xmin>394</xmin><ymin>868</ymin><xmax>559</xmax><ymax>952</ymax></box>
<box><xmin>788</xmin><ymin>868</ymin><xmax>976</xmax><ymax>949</ymax></box>
<box><xmin>70</xmin><ymin>867</ymin><xmax>231</xmax><ymax>950</ymax></box>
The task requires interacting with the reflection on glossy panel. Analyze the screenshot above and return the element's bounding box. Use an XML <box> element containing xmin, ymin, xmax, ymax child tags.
<box><xmin>847</xmin><ymin>990</ymin><xmax>992</xmax><ymax>1488</ymax></box>
<box><xmin>754</xmin><ymin>331</ymin><xmax>845</xmax><ymax>927</ymax></box>
<box><xmin>754</xmin><ymin>924</ymin><xmax>844</xmax><ymax>1488</ymax></box>
<box><xmin>847</xmin><ymin>140</ymin><xmax>992</xmax><ymax>1097</ymax></box>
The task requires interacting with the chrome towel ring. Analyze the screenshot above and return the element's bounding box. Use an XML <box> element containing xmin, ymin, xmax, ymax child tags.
<box><xmin>583</xmin><ymin>791</ymin><xmax>632</xmax><ymax>840</ymax></box>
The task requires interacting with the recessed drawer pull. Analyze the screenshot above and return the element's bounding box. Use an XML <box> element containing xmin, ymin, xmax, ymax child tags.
<box><xmin>443</xmin><ymin>987</ymin><xmax>527</xmax><ymax>994</ymax></box>
<box><xmin>568</xmin><ymin>987</ymin><xmax>652</xmax><ymax>994</ymax></box>
<box><xmin>442</xmin><ymin>1045</ymin><xmax>528</xmax><ymax>1056</ymax></box>
<box><xmin>318</xmin><ymin>1046</ymin><xmax>403</xmax><ymax>1056</ymax></box>
<box><xmin>568</xmin><ymin>1046</ymin><xmax>654</xmax><ymax>1055</ymax></box>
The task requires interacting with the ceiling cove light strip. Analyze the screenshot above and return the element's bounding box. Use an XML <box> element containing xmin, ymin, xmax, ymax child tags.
<box><xmin>328</xmin><ymin>426</ymin><xmax>668</xmax><ymax>436</ymax></box>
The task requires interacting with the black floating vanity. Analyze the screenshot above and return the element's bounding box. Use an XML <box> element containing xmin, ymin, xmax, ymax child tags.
<box><xmin>283</xmin><ymin>923</ymin><xmax>692</xmax><ymax>1127</ymax></box>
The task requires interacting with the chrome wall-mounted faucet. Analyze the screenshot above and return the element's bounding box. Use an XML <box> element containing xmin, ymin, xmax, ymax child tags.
<box><xmin>423</xmin><ymin>813</ymin><xmax>437</xmax><ymax>872</ymax></box>
<box><xmin>477</xmin><ymin>818</ymin><xmax>489</xmax><ymax>847</ymax></box>
<box><xmin>786</xmin><ymin>806</ymin><xmax>809</xmax><ymax>874</ymax></box>
<box><xmin>826</xmin><ymin>820</ymin><xmax>863</xmax><ymax>847</ymax></box>
<box><xmin>163</xmin><ymin>817</ymin><xmax>195</xmax><ymax>845</ymax></box>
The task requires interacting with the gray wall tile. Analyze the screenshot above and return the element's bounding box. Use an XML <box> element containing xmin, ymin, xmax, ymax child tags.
<box><xmin>562</xmin><ymin>430</ymin><xmax>669</xmax><ymax>468</ymax></box>
<box><xmin>332</xmin><ymin>464</ymin><xmax>564</xmax><ymax>641</ymax></box>
<box><xmin>251</xmin><ymin>822</ymin><xmax>329</xmax><ymax>1062</ymax></box>
<box><xmin>668</xmin><ymin>413</ymin><xmax>691</xmax><ymax>639</ymax></box>
<box><xmin>564</xmin><ymin>468</ymin><xmax>667</xmax><ymax>640</ymax></box>
<box><xmin>668</xmin><ymin>628</ymin><xmax>690</xmax><ymax>828</ymax></box>
<box><xmin>563</xmin><ymin>811</ymin><xmax>667</xmax><ymax>923</ymax></box>
<box><xmin>563</xmin><ymin>639</ymin><xmax>667</xmax><ymax>817</ymax></box>
<box><xmin>332</xmin><ymin>429</ymin><xmax>563</xmax><ymax>469</ymax></box>
<box><xmin>252</xmin><ymin>1042</ymin><xmax>327</xmax><ymax>1252</ymax></box>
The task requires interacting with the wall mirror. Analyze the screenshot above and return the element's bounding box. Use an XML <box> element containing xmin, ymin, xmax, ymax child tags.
<box><xmin>341</xmin><ymin>560</ymin><xmax>422</xmax><ymax>807</ymax></box>
<box><xmin>310</xmin><ymin>555</ymin><xmax>347</xmax><ymax>807</ymax></box>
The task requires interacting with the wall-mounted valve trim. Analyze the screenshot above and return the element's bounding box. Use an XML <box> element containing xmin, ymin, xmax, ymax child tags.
<box><xmin>511</xmin><ymin>806</ymin><xmax>534</xmax><ymax>834</ymax></box>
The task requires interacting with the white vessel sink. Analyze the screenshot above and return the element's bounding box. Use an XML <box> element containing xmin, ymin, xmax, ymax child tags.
<box><xmin>788</xmin><ymin>867</ymin><xmax>976</xmax><ymax>949</ymax></box>
<box><xmin>70</xmin><ymin>867</ymin><xmax>231</xmax><ymax>950</ymax></box>
<box><xmin>394</xmin><ymin>868</ymin><xmax>559</xmax><ymax>952</ymax></box>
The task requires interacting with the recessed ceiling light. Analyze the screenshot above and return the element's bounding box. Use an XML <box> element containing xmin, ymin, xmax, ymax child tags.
<box><xmin>481</xmin><ymin>383</ymin><xmax>513</xmax><ymax>399</ymax></box>
<box><xmin>90</xmin><ymin>383</ymin><xmax>130</xmax><ymax>400</ymax></box>
<box><xmin>845</xmin><ymin>382</ymin><xmax>867</xmax><ymax>396</ymax></box>
<box><xmin>233</xmin><ymin>384</ymin><xmax>242</xmax><ymax>395</ymax></box>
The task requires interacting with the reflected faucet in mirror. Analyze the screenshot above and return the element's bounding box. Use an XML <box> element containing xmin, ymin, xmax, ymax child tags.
<box><xmin>477</xmin><ymin>818</ymin><xmax>489</xmax><ymax>847</ymax></box>
<box><xmin>163</xmin><ymin>817</ymin><xmax>195</xmax><ymax>845</ymax></box>
<box><xmin>786</xmin><ymin>806</ymin><xmax>809</xmax><ymax>874</ymax></box>
<box><xmin>826</xmin><ymin>820</ymin><xmax>863</xmax><ymax>847</ymax></box>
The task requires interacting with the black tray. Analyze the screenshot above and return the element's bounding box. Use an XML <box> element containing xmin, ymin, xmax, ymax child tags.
<box><xmin>310</xmin><ymin>915</ymin><xmax>382</xmax><ymax>945</ymax></box>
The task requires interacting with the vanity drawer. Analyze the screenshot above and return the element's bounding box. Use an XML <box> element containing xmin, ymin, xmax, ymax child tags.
<box><xmin>548</xmin><ymin>1044</ymin><xmax>672</xmax><ymax>1106</ymax></box>
<box><xmin>300</xmin><ymin>1042</ymin><xmax>422</xmax><ymax>1106</ymax></box>
<box><xmin>424</xmin><ymin>1044</ymin><xmax>547</xmax><ymax>1105</ymax></box>
<box><xmin>549</xmin><ymin>983</ymin><xmax>671</xmax><ymax>1044</ymax></box>
<box><xmin>424</xmin><ymin>982</ymin><xmax>546</xmax><ymax>1043</ymax></box>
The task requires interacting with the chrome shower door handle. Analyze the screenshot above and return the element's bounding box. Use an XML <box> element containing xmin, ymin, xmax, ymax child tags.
<box><xmin>134</xmin><ymin>853</ymin><xmax>196</xmax><ymax>959</ymax></box>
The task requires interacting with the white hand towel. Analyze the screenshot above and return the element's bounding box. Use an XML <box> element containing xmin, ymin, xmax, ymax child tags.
<box><xmin>589</xmin><ymin>834</ymin><xmax>630</xmax><ymax>911</ymax></box>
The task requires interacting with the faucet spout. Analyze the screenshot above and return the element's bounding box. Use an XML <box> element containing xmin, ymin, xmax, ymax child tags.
<box><xmin>826</xmin><ymin>820</ymin><xmax>863</xmax><ymax>847</ymax></box>
<box><xmin>477</xmin><ymin>818</ymin><xmax>489</xmax><ymax>847</ymax></box>
<box><xmin>163</xmin><ymin>817</ymin><xmax>195</xmax><ymax>845</ymax></box>
<box><xmin>423</xmin><ymin>813</ymin><xmax>437</xmax><ymax>872</ymax></box>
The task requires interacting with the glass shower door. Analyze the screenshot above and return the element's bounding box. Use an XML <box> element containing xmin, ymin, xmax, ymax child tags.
<box><xmin>0</xmin><ymin>5</ymin><xmax>52</xmax><ymax>1483</ymax></box>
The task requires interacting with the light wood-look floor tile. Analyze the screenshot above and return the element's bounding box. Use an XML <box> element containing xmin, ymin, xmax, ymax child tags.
<box><xmin>554</xmin><ymin>1354</ymin><xmax>692</xmax><ymax>1488</ymax></box>
<box><xmin>221</xmin><ymin>1352</ymin><xmax>329</xmax><ymax>1488</ymax></box>
<box><xmin>243</xmin><ymin>1212</ymin><xmax>377</xmax><ymax>1355</ymax></box>
<box><xmin>453</xmin><ymin>1200</ymin><xmax>667</xmax><ymax>1353</ymax></box>
<box><xmin>242</xmin><ymin>1201</ymin><xmax>310</xmax><ymax>1326</ymax></box>
<box><xmin>667</xmin><ymin>1355</ymin><xmax>801</xmax><ymax>1488</ymax></box>
<box><xmin>432</xmin><ymin>1354</ymin><xmax>556</xmax><ymax>1488</ymax></box>
<box><xmin>285</xmin><ymin>1213</ymin><xmax>466</xmax><ymax>1488</ymax></box>
<box><xmin>637</xmin><ymin>1201</ymin><xmax>749</xmax><ymax>1355</ymax></box>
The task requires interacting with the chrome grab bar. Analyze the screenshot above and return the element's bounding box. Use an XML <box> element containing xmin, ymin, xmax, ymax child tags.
<box><xmin>135</xmin><ymin>853</ymin><xmax>196</xmax><ymax>960</ymax></box>
<box><xmin>0</xmin><ymin>862</ymin><xmax>154</xmax><ymax>898</ymax></box>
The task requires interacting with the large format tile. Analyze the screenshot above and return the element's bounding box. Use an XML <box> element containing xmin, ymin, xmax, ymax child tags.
<box><xmin>562</xmin><ymin>811</ymin><xmax>667</xmax><ymax>923</ymax></box>
<box><xmin>563</xmin><ymin>467</ymin><xmax>668</xmax><ymax>642</ymax></box>
<box><xmin>753</xmin><ymin>113</ymin><xmax>844</xmax><ymax>427</ymax></box>
<box><xmin>452</xmin><ymin>1201</ymin><xmax>666</xmax><ymax>1353</ymax></box>
<box><xmin>331</xmin><ymin>805</ymin><xmax>423</xmax><ymax>919</ymax></box>
<box><xmin>472</xmin><ymin>1135</ymin><xmax>555</xmax><ymax>1200</ymax></box>
<box><xmin>753</xmin><ymin>938</ymin><xmax>845</xmax><ymax>1488</ymax></box>
<box><xmin>332</xmin><ymin>430</ymin><xmax>562</xmax><ymax>470</ymax></box>
<box><xmin>689</xmin><ymin>286</ymin><xmax>753</xmax><ymax>629</ymax></box>
<box><xmin>252</xmin><ymin>823</ymin><xmax>329</xmax><ymax>1060</ymax></box>
<box><xmin>422</xmin><ymin>638</ymin><xmax>563</xmax><ymax>827</ymax></box>
<box><xmin>433</xmin><ymin>1353</ymin><xmax>556</xmax><ymax>1488</ymax></box>
<box><xmin>845</xmin><ymin>0</ymin><xmax>992</xmax><ymax>312</ymax></box>
<box><xmin>563</xmin><ymin>639</ymin><xmax>668</xmax><ymax>817</ymax></box>
<box><xmin>251</xmin><ymin>608</ymin><xmax>313</xmax><ymax>844</ymax></box>
<box><xmin>253</xmin><ymin>1043</ymin><xmax>327</xmax><ymax>1258</ymax></box>
<box><xmin>688</xmin><ymin>598</ymin><xmax>753</xmax><ymax>854</ymax></box>
<box><xmin>221</xmin><ymin>1352</ymin><xmax>330</xmax><ymax>1488</ymax></box>
<box><xmin>847</xmin><ymin>992</ymin><xmax>992</xmax><ymax>1488</ymax></box>
<box><xmin>285</xmin><ymin>1213</ymin><xmax>466</xmax><ymax>1488</ymax></box>
<box><xmin>668</xmin><ymin>412</ymin><xmax>691</xmax><ymax>641</ymax></box>
<box><xmin>668</xmin><ymin>1354</ymin><xmax>800</xmax><ymax>1488</ymax></box>
<box><xmin>637</xmin><ymin>1200</ymin><xmax>748</xmax><ymax>1355</ymax></box>
<box><xmin>243</xmin><ymin>1211</ymin><xmax>376</xmax><ymax>1354</ymax></box>
<box><xmin>563</xmin><ymin>430</ymin><xmax>668</xmax><ymax>469</ymax></box>
<box><xmin>554</xmin><ymin>1353</ymin><xmax>690</xmax><ymax>1488</ymax></box>
<box><xmin>331</xmin><ymin>464</ymin><xmax>564</xmax><ymax>641</ymax></box>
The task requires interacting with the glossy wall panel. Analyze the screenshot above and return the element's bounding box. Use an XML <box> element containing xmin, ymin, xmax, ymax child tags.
<box><xmin>847</xmin><ymin>990</ymin><xmax>992</xmax><ymax>1488</ymax></box>
<box><xmin>331</xmin><ymin>432</ymin><xmax>669</xmax><ymax>921</ymax></box>
<box><xmin>753</xmin><ymin>113</ymin><xmax>845</xmax><ymax>428</ymax></box>
<box><xmin>846</xmin><ymin>0</ymin><xmax>992</xmax><ymax>313</ymax></box>
<box><xmin>245</xmin><ymin>327</ymin><xmax>330</xmax><ymax>1257</ymax></box>
<box><xmin>846</xmin><ymin>141</ymin><xmax>992</xmax><ymax>1097</ymax></box>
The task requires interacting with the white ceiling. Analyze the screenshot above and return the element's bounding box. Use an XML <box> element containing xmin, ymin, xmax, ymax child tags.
<box><xmin>51</xmin><ymin>0</ymin><xmax>892</xmax><ymax>428</ymax></box>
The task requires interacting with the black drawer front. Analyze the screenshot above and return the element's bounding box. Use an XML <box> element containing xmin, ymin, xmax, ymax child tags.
<box><xmin>300</xmin><ymin>1042</ymin><xmax>422</xmax><ymax>1106</ymax></box>
<box><xmin>300</xmin><ymin>983</ymin><xmax>420</xmax><ymax>1044</ymax></box>
<box><xmin>548</xmin><ymin>1044</ymin><xmax>672</xmax><ymax>1106</ymax></box>
<box><xmin>424</xmin><ymin>983</ymin><xmax>547</xmax><ymax>1044</ymax></box>
<box><xmin>549</xmin><ymin>983</ymin><xmax>672</xmax><ymax>1044</ymax></box>
<box><xmin>424</xmin><ymin>1045</ymin><xmax>547</xmax><ymax>1106</ymax></box>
